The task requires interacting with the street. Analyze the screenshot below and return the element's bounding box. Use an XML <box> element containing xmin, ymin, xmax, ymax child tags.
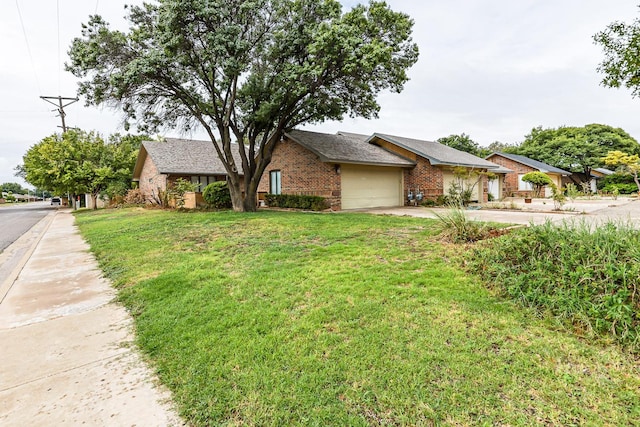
<box><xmin>0</xmin><ymin>201</ymin><xmax>53</xmax><ymax>253</ymax></box>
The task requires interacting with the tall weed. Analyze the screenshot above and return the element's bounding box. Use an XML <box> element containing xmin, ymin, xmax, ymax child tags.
<box><xmin>434</xmin><ymin>207</ymin><xmax>491</xmax><ymax>243</ymax></box>
<box><xmin>469</xmin><ymin>220</ymin><xmax>640</xmax><ymax>351</ymax></box>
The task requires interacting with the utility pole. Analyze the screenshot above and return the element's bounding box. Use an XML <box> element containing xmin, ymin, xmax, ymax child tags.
<box><xmin>40</xmin><ymin>95</ymin><xmax>79</xmax><ymax>132</ymax></box>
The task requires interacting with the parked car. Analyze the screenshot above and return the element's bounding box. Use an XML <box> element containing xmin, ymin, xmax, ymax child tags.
<box><xmin>51</xmin><ymin>197</ymin><xmax>61</xmax><ymax>206</ymax></box>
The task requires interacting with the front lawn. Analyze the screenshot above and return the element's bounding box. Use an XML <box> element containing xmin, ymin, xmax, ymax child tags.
<box><xmin>76</xmin><ymin>209</ymin><xmax>640</xmax><ymax>426</ymax></box>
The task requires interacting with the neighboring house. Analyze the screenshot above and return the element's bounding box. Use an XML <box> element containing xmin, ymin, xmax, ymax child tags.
<box><xmin>561</xmin><ymin>168</ymin><xmax>615</xmax><ymax>193</ymax></box>
<box><xmin>486</xmin><ymin>152</ymin><xmax>571</xmax><ymax>198</ymax></box>
<box><xmin>132</xmin><ymin>138</ymin><xmax>243</xmax><ymax>205</ymax></box>
<box><xmin>258</xmin><ymin>130</ymin><xmax>501</xmax><ymax>210</ymax></box>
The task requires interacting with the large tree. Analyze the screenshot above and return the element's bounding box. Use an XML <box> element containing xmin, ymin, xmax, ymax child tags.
<box><xmin>437</xmin><ymin>133</ymin><xmax>487</xmax><ymax>157</ymax></box>
<box><xmin>19</xmin><ymin>130</ymin><xmax>144</xmax><ymax>209</ymax></box>
<box><xmin>515</xmin><ymin>124</ymin><xmax>640</xmax><ymax>183</ymax></box>
<box><xmin>66</xmin><ymin>0</ymin><xmax>419</xmax><ymax>212</ymax></box>
<box><xmin>594</xmin><ymin>7</ymin><xmax>640</xmax><ymax>97</ymax></box>
<box><xmin>0</xmin><ymin>182</ymin><xmax>28</xmax><ymax>195</ymax></box>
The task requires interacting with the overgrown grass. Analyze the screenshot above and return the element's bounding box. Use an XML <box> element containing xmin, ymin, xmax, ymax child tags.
<box><xmin>470</xmin><ymin>220</ymin><xmax>640</xmax><ymax>351</ymax></box>
<box><xmin>75</xmin><ymin>209</ymin><xmax>640</xmax><ymax>426</ymax></box>
<box><xmin>433</xmin><ymin>207</ymin><xmax>495</xmax><ymax>242</ymax></box>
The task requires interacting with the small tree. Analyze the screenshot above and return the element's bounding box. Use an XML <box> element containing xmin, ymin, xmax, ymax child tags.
<box><xmin>602</xmin><ymin>150</ymin><xmax>640</xmax><ymax>193</ymax></box>
<box><xmin>521</xmin><ymin>171</ymin><xmax>553</xmax><ymax>198</ymax></box>
<box><xmin>168</xmin><ymin>178</ymin><xmax>200</xmax><ymax>208</ymax></box>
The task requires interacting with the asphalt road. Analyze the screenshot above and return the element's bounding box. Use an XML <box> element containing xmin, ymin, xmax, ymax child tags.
<box><xmin>0</xmin><ymin>202</ymin><xmax>54</xmax><ymax>254</ymax></box>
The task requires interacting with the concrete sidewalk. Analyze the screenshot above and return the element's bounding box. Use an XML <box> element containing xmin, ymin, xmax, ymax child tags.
<box><xmin>0</xmin><ymin>210</ymin><xmax>183</xmax><ymax>426</ymax></box>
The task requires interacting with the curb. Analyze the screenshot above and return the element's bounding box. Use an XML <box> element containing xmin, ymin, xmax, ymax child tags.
<box><xmin>0</xmin><ymin>211</ymin><xmax>58</xmax><ymax>305</ymax></box>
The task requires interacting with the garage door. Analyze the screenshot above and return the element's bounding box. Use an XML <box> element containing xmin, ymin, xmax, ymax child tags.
<box><xmin>341</xmin><ymin>165</ymin><xmax>403</xmax><ymax>209</ymax></box>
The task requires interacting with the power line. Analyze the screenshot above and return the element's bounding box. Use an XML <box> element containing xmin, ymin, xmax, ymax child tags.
<box><xmin>95</xmin><ymin>0</ymin><xmax>100</xmax><ymax>14</ymax></box>
<box><xmin>14</xmin><ymin>0</ymin><xmax>42</xmax><ymax>93</ymax></box>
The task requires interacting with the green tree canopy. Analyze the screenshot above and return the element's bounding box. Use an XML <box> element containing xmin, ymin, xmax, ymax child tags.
<box><xmin>521</xmin><ymin>171</ymin><xmax>553</xmax><ymax>198</ymax></box>
<box><xmin>1</xmin><ymin>182</ymin><xmax>28</xmax><ymax>195</ymax></box>
<box><xmin>19</xmin><ymin>130</ymin><xmax>144</xmax><ymax>208</ymax></box>
<box><xmin>515</xmin><ymin>124</ymin><xmax>640</xmax><ymax>182</ymax></box>
<box><xmin>603</xmin><ymin>150</ymin><xmax>640</xmax><ymax>192</ymax></box>
<box><xmin>66</xmin><ymin>0</ymin><xmax>419</xmax><ymax>212</ymax></box>
<box><xmin>437</xmin><ymin>133</ymin><xmax>488</xmax><ymax>157</ymax></box>
<box><xmin>594</xmin><ymin>8</ymin><xmax>640</xmax><ymax>98</ymax></box>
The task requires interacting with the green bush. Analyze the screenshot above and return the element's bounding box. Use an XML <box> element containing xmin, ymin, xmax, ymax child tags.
<box><xmin>202</xmin><ymin>182</ymin><xmax>232</xmax><ymax>209</ymax></box>
<box><xmin>468</xmin><ymin>221</ymin><xmax>640</xmax><ymax>351</ymax></box>
<box><xmin>264</xmin><ymin>194</ymin><xmax>328</xmax><ymax>211</ymax></box>
<box><xmin>597</xmin><ymin>172</ymin><xmax>636</xmax><ymax>189</ymax></box>
<box><xmin>601</xmin><ymin>183</ymin><xmax>638</xmax><ymax>195</ymax></box>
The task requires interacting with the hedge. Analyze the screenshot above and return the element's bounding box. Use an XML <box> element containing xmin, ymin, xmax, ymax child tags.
<box><xmin>264</xmin><ymin>194</ymin><xmax>328</xmax><ymax>211</ymax></box>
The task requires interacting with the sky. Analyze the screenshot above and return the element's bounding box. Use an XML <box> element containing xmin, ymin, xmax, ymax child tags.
<box><xmin>2</xmin><ymin>0</ymin><xmax>640</xmax><ymax>188</ymax></box>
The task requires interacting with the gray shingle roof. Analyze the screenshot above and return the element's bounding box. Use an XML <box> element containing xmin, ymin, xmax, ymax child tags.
<box><xmin>369</xmin><ymin>133</ymin><xmax>500</xmax><ymax>169</ymax></box>
<box><xmin>286</xmin><ymin>130</ymin><xmax>416</xmax><ymax>167</ymax></box>
<box><xmin>135</xmin><ymin>138</ymin><xmax>244</xmax><ymax>178</ymax></box>
<box><xmin>488</xmin><ymin>152</ymin><xmax>572</xmax><ymax>175</ymax></box>
<box><xmin>593</xmin><ymin>167</ymin><xmax>615</xmax><ymax>176</ymax></box>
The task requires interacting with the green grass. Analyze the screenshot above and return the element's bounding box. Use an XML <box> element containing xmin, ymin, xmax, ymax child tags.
<box><xmin>75</xmin><ymin>208</ymin><xmax>640</xmax><ymax>426</ymax></box>
<box><xmin>469</xmin><ymin>220</ymin><xmax>640</xmax><ymax>351</ymax></box>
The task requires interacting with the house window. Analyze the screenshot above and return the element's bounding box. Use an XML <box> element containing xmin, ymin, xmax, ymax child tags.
<box><xmin>518</xmin><ymin>174</ymin><xmax>533</xmax><ymax>191</ymax></box>
<box><xmin>270</xmin><ymin>170</ymin><xmax>282</xmax><ymax>195</ymax></box>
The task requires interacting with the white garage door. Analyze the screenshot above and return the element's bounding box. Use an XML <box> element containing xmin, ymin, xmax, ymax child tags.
<box><xmin>341</xmin><ymin>165</ymin><xmax>403</xmax><ymax>209</ymax></box>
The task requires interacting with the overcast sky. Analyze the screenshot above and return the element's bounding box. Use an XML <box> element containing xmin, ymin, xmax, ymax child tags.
<box><xmin>2</xmin><ymin>0</ymin><xmax>640</xmax><ymax>187</ymax></box>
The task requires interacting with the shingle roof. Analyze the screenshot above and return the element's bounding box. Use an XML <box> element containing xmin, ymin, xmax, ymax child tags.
<box><xmin>369</xmin><ymin>133</ymin><xmax>500</xmax><ymax>169</ymax></box>
<box><xmin>593</xmin><ymin>167</ymin><xmax>615</xmax><ymax>176</ymax></box>
<box><xmin>133</xmin><ymin>138</ymin><xmax>243</xmax><ymax>179</ymax></box>
<box><xmin>488</xmin><ymin>152</ymin><xmax>572</xmax><ymax>175</ymax></box>
<box><xmin>286</xmin><ymin>130</ymin><xmax>416</xmax><ymax>167</ymax></box>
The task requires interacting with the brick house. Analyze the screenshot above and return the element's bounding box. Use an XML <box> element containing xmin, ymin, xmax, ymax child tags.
<box><xmin>132</xmin><ymin>138</ymin><xmax>243</xmax><ymax>205</ymax></box>
<box><xmin>258</xmin><ymin>130</ymin><xmax>502</xmax><ymax>210</ymax></box>
<box><xmin>485</xmin><ymin>152</ymin><xmax>571</xmax><ymax>198</ymax></box>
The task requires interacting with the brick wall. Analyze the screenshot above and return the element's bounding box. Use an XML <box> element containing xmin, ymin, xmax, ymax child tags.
<box><xmin>371</xmin><ymin>140</ymin><xmax>445</xmax><ymax>201</ymax></box>
<box><xmin>486</xmin><ymin>154</ymin><xmax>536</xmax><ymax>197</ymax></box>
<box><xmin>258</xmin><ymin>137</ymin><xmax>342</xmax><ymax>209</ymax></box>
<box><xmin>138</xmin><ymin>154</ymin><xmax>167</xmax><ymax>203</ymax></box>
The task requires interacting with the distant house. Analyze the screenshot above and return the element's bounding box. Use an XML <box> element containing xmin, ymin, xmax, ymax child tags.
<box><xmin>485</xmin><ymin>152</ymin><xmax>571</xmax><ymax>198</ymax></box>
<box><xmin>561</xmin><ymin>168</ymin><xmax>615</xmax><ymax>193</ymax></box>
<box><xmin>132</xmin><ymin>138</ymin><xmax>243</xmax><ymax>205</ymax></box>
<box><xmin>257</xmin><ymin>130</ymin><xmax>502</xmax><ymax>210</ymax></box>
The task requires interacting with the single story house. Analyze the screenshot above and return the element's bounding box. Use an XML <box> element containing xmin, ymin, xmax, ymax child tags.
<box><xmin>257</xmin><ymin>130</ymin><xmax>503</xmax><ymax>210</ymax></box>
<box><xmin>132</xmin><ymin>138</ymin><xmax>243</xmax><ymax>206</ymax></box>
<box><xmin>561</xmin><ymin>168</ymin><xmax>615</xmax><ymax>193</ymax></box>
<box><xmin>485</xmin><ymin>152</ymin><xmax>571</xmax><ymax>198</ymax></box>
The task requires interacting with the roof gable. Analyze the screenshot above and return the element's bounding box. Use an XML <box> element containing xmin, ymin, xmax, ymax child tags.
<box><xmin>286</xmin><ymin>130</ymin><xmax>415</xmax><ymax>167</ymax></box>
<box><xmin>133</xmin><ymin>138</ymin><xmax>244</xmax><ymax>179</ymax></box>
<box><xmin>369</xmin><ymin>133</ymin><xmax>500</xmax><ymax>169</ymax></box>
<box><xmin>487</xmin><ymin>152</ymin><xmax>571</xmax><ymax>175</ymax></box>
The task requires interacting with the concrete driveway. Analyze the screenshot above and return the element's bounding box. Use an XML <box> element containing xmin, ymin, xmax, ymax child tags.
<box><xmin>363</xmin><ymin>197</ymin><xmax>640</xmax><ymax>226</ymax></box>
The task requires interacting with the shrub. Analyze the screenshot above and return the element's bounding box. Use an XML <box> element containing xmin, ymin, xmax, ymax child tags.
<box><xmin>202</xmin><ymin>182</ymin><xmax>232</xmax><ymax>209</ymax></box>
<box><xmin>123</xmin><ymin>188</ymin><xmax>146</xmax><ymax>205</ymax></box>
<box><xmin>264</xmin><ymin>194</ymin><xmax>328</xmax><ymax>211</ymax></box>
<box><xmin>564</xmin><ymin>183</ymin><xmax>580</xmax><ymax>201</ymax></box>
<box><xmin>468</xmin><ymin>220</ymin><xmax>640</xmax><ymax>352</ymax></box>
<box><xmin>601</xmin><ymin>183</ymin><xmax>638</xmax><ymax>195</ymax></box>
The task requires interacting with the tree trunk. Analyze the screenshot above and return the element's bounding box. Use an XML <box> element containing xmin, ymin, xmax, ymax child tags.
<box><xmin>91</xmin><ymin>193</ymin><xmax>98</xmax><ymax>210</ymax></box>
<box><xmin>633</xmin><ymin>172</ymin><xmax>640</xmax><ymax>193</ymax></box>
